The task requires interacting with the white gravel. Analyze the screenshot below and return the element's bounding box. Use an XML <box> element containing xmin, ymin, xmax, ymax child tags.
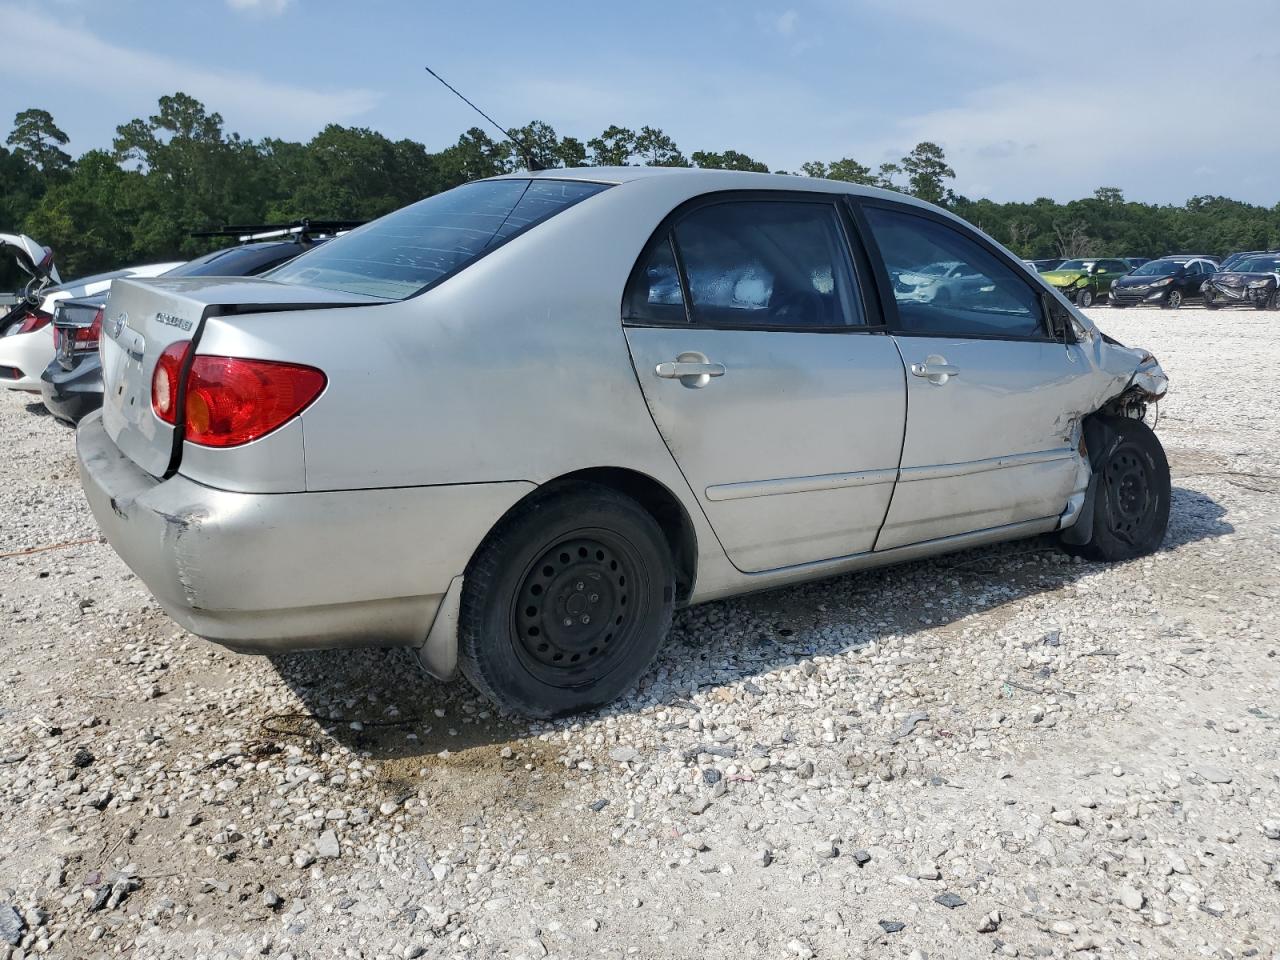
<box><xmin>1</xmin><ymin>308</ymin><xmax>1278</xmax><ymax>960</ymax></box>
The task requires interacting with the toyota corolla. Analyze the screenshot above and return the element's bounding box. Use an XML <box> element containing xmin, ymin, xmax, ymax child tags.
<box><xmin>77</xmin><ymin>168</ymin><xmax>1170</xmax><ymax>717</ymax></box>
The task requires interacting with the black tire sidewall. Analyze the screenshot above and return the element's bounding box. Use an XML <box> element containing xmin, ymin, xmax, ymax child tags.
<box><xmin>1079</xmin><ymin>289</ymin><xmax>1094</xmax><ymax>307</ymax></box>
<box><xmin>458</xmin><ymin>486</ymin><xmax>674</xmax><ymax>718</ymax></box>
<box><xmin>1086</xmin><ymin>417</ymin><xmax>1171</xmax><ymax>562</ymax></box>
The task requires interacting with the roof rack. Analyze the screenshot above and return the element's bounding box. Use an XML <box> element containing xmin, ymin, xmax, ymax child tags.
<box><xmin>191</xmin><ymin>219</ymin><xmax>366</xmax><ymax>243</ymax></box>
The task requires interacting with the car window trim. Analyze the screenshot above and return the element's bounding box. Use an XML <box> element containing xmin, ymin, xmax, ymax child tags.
<box><xmin>621</xmin><ymin>189</ymin><xmax>887</xmax><ymax>334</ymax></box>
<box><xmin>850</xmin><ymin>196</ymin><xmax>1062</xmax><ymax>344</ymax></box>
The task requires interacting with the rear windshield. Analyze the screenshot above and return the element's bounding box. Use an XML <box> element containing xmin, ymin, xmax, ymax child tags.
<box><xmin>268</xmin><ymin>179</ymin><xmax>609</xmax><ymax>299</ymax></box>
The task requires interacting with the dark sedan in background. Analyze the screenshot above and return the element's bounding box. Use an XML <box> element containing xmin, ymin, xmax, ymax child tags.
<box><xmin>40</xmin><ymin>227</ymin><xmax>346</xmax><ymax>423</ymax></box>
<box><xmin>1109</xmin><ymin>256</ymin><xmax>1218</xmax><ymax>309</ymax></box>
<box><xmin>1202</xmin><ymin>254</ymin><xmax>1280</xmax><ymax>310</ymax></box>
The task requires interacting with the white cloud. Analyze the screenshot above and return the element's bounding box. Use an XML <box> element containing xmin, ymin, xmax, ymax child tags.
<box><xmin>226</xmin><ymin>0</ymin><xmax>292</xmax><ymax>15</ymax></box>
<box><xmin>775</xmin><ymin>10</ymin><xmax>799</xmax><ymax>36</ymax></box>
<box><xmin>2</xmin><ymin>6</ymin><xmax>377</xmax><ymax>140</ymax></box>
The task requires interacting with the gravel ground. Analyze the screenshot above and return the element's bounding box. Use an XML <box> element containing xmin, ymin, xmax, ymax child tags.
<box><xmin>1</xmin><ymin>307</ymin><xmax>1278</xmax><ymax>960</ymax></box>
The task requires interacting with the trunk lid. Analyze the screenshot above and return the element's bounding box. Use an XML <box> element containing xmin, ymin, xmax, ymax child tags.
<box><xmin>99</xmin><ymin>277</ymin><xmax>380</xmax><ymax>478</ymax></box>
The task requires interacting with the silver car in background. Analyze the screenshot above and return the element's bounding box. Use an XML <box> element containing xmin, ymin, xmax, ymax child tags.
<box><xmin>76</xmin><ymin>168</ymin><xmax>1170</xmax><ymax>717</ymax></box>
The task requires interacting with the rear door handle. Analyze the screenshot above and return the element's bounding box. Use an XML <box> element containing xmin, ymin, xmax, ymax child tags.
<box><xmin>656</xmin><ymin>352</ymin><xmax>726</xmax><ymax>388</ymax></box>
<box><xmin>910</xmin><ymin>356</ymin><xmax>959</xmax><ymax>385</ymax></box>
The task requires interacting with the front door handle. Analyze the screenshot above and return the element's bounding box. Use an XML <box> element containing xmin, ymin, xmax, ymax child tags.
<box><xmin>910</xmin><ymin>355</ymin><xmax>960</xmax><ymax>385</ymax></box>
<box><xmin>656</xmin><ymin>352</ymin><xmax>726</xmax><ymax>389</ymax></box>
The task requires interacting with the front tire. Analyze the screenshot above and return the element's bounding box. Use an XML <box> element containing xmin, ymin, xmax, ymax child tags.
<box><xmin>1077</xmin><ymin>288</ymin><xmax>1095</xmax><ymax>308</ymax></box>
<box><xmin>1163</xmin><ymin>289</ymin><xmax>1183</xmax><ymax>309</ymax></box>
<box><xmin>457</xmin><ymin>484</ymin><xmax>675</xmax><ymax>718</ymax></box>
<box><xmin>1062</xmin><ymin>416</ymin><xmax>1170</xmax><ymax>563</ymax></box>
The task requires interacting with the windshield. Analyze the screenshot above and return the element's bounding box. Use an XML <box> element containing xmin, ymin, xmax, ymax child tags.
<box><xmin>1057</xmin><ymin>259</ymin><xmax>1093</xmax><ymax>271</ymax></box>
<box><xmin>269</xmin><ymin>179</ymin><xmax>609</xmax><ymax>299</ymax></box>
<box><xmin>1231</xmin><ymin>256</ymin><xmax>1280</xmax><ymax>273</ymax></box>
<box><xmin>1132</xmin><ymin>259</ymin><xmax>1182</xmax><ymax>276</ymax></box>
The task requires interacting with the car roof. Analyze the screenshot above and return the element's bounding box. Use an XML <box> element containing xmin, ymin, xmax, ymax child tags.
<box><xmin>489</xmin><ymin>165</ymin><xmax>923</xmax><ymax>204</ymax></box>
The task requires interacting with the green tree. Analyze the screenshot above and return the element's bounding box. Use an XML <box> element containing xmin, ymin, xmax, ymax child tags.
<box><xmin>900</xmin><ymin>142</ymin><xmax>954</xmax><ymax>204</ymax></box>
<box><xmin>7</xmin><ymin>108</ymin><xmax>72</xmax><ymax>175</ymax></box>
<box><xmin>586</xmin><ymin>125</ymin><xmax>636</xmax><ymax>166</ymax></box>
<box><xmin>691</xmin><ymin>149</ymin><xmax>768</xmax><ymax>172</ymax></box>
<box><xmin>633</xmin><ymin>126</ymin><xmax>688</xmax><ymax>167</ymax></box>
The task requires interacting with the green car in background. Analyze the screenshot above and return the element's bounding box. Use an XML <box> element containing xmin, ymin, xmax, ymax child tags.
<box><xmin>1040</xmin><ymin>257</ymin><xmax>1132</xmax><ymax>307</ymax></box>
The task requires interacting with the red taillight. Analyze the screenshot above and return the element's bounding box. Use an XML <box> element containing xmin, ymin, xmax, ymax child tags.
<box><xmin>151</xmin><ymin>341</ymin><xmax>191</xmax><ymax>425</ymax></box>
<box><xmin>16</xmin><ymin>310</ymin><xmax>51</xmax><ymax>335</ymax></box>
<box><xmin>74</xmin><ymin>308</ymin><xmax>104</xmax><ymax>351</ymax></box>
<box><xmin>151</xmin><ymin>346</ymin><xmax>325</xmax><ymax>447</ymax></box>
<box><xmin>184</xmin><ymin>357</ymin><xmax>326</xmax><ymax>447</ymax></box>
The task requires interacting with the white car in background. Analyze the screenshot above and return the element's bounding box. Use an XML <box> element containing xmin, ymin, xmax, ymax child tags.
<box><xmin>0</xmin><ymin>260</ymin><xmax>183</xmax><ymax>392</ymax></box>
<box><xmin>893</xmin><ymin>260</ymin><xmax>992</xmax><ymax>305</ymax></box>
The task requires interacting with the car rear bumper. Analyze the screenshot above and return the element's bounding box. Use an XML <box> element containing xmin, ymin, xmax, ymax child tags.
<box><xmin>0</xmin><ymin>329</ymin><xmax>53</xmax><ymax>391</ymax></box>
<box><xmin>76</xmin><ymin>410</ymin><xmax>534</xmax><ymax>654</ymax></box>
<box><xmin>40</xmin><ymin>354</ymin><xmax>103</xmax><ymax>423</ymax></box>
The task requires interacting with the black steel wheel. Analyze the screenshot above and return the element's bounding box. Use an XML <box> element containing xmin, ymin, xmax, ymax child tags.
<box><xmin>1061</xmin><ymin>415</ymin><xmax>1170</xmax><ymax>563</ymax></box>
<box><xmin>457</xmin><ymin>484</ymin><xmax>675</xmax><ymax>718</ymax></box>
<box><xmin>1163</xmin><ymin>289</ymin><xmax>1183</xmax><ymax>309</ymax></box>
<box><xmin>512</xmin><ymin>534</ymin><xmax>641</xmax><ymax>686</ymax></box>
<box><xmin>1078</xmin><ymin>288</ymin><xmax>1095</xmax><ymax>308</ymax></box>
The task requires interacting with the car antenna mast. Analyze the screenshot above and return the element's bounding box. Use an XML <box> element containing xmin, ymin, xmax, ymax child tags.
<box><xmin>423</xmin><ymin>65</ymin><xmax>545</xmax><ymax>172</ymax></box>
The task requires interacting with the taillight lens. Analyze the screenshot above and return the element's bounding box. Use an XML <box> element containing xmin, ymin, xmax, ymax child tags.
<box><xmin>152</xmin><ymin>341</ymin><xmax>190</xmax><ymax>425</ymax></box>
<box><xmin>74</xmin><ymin>308</ymin><xmax>104</xmax><ymax>351</ymax></box>
<box><xmin>185</xmin><ymin>357</ymin><xmax>326</xmax><ymax>447</ymax></box>
<box><xmin>151</xmin><ymin>345</ymin><xmax>325</xmax><ymax>446</ymax></box>
<box><xmin>16</xmin><ymin>310</ymin><xmax>51</xmax><ymax>335</ymax></box>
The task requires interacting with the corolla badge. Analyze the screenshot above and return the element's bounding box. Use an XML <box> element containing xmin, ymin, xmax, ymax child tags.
<box><xmin>155</xmin><ymin>311</ymin><xmax>193</xmax><ymax>331</ymax></box>
<box><xmin>109</xmin><ymin>312</ymin><xmax>127</xmax><ymax>339</ymax></box>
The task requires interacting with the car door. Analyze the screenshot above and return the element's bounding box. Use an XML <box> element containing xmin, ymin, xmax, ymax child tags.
<box><xmin>622</xmin><ymin>194</ymin><xmax>906</xmax><ymax>573</ymax></box>
<box><xmin>856</xmin><ymin>200</ymin><xmax>1098</xmax><ymax>550</ymax></box>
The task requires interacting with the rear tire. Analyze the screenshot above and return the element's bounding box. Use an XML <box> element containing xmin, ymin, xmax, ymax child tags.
<box><xmin>1062</xmin><ymin>416</ymin><xmax>1170</xmax><ymax>563</ymax></box>
<box><xmin>457</xmin><ymin>484</ymin><xmax>675</xmax><ymax>718</ymax></box>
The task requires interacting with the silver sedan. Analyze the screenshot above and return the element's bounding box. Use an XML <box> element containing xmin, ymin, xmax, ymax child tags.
<box><xmin>76</xmin><ymin>168</ymin><xmax>1170</xmax><ymax>717</ymax></box>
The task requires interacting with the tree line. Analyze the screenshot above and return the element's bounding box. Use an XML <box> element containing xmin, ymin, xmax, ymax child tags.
<box><xmin>3</xmin><ymin>92</ymin><xmax>1278</xmax><ymax>281</ymax></box>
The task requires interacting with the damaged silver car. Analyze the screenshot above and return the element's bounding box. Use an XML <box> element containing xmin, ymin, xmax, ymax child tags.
<box><xmin>76</xmin><ymin>168</ymin><xmax>1169</xmax><ymax>717</ymax></box>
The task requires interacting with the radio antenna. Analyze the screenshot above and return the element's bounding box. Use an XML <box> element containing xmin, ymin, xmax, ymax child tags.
<box><xmin>424</xmin><ymin>65</ymin><xmax>545</xmax><ymax>172</ymax></box>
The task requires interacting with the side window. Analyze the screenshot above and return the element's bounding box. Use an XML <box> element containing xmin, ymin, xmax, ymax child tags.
<box><xmin>1104</xmin><ymin>260</ymin><xmax>1127</xmax><ymax>274</ymax></box>
<box><xmin>863</xmin><ymin>205</ymin><xmax>1045</xmax><ymax>338</ymax></box>
<box><xmin>624</xmin><ymin>236</ymin><xmax>686</xmax><ymax>325</ymax></box>
<box><xmin>672</xmin><ymin>200</ymin><xmax>863</xmax><ymax>328</ymax></box>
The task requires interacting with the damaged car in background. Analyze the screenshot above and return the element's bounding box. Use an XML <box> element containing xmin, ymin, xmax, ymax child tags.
<box><xmin>1038</xmin><ymin>257</ymin><xmax>1132</xmax><ymax>307</ymax></box>
<box><xmin>40</xmin><ymin>220</ymin><xmax>359</xmax><ymax>423</ymax></box>
<box><xmin>76</xmin><ymin>169</ymin><xmax>1170</xmax><ymax>718</ymax></box>
<box><xmin>0</xmin><ymin>233</ymin><xmax>182</xmax><ymax>391</ymax></box>
<box><xmin>1201</xmin><ymin>253</ymin><xmax>1280</xmax><ymax>310</ymax></box>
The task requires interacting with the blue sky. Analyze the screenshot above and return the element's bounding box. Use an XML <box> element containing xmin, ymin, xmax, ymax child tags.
<box><xmin>5</xmin><ymin>0</ymin><xmax>1279</xmax><ymax>205</ymax></box>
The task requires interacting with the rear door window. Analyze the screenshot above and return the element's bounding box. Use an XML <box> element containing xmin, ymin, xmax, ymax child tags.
<box><xmin>863</xmin><ymin>204</ymin><xmax>1045</xmax><ymax>338</ymax></box>
<box><xmin>269</xmin><ymin>179</ymin><xmax>608</xmax><ymax>300</ymax></box>
<box><xmin>672</xmin><ymin>200</ymin><xmax>863</xmax><ymax>328</ymax></box>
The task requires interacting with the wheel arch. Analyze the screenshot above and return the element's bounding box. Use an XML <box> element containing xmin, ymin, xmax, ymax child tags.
<box><xmin>471</xmin><ymin>467</ymin><xmax>699</xmax><ymax>604</ymax></box>
<box><xmin>543</xmin><ymin>468</ymin><xmax>698</xmax><ymax>603</ymax></box>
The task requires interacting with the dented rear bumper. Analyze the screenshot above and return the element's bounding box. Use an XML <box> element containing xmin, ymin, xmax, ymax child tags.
<box><xmin>76</xmin><ymin>410</ymin><xmax>533</xmax><ymax>655</ymax></box>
